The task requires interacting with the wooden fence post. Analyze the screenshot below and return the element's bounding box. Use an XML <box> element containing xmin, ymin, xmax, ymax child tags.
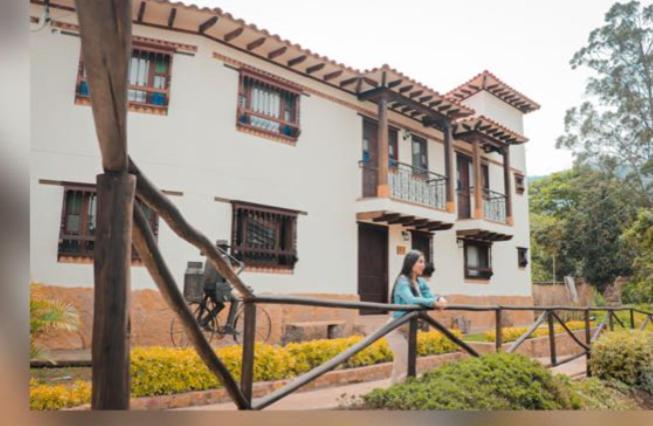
<box><xmin>407</xmin><ymin>316</ymin><xmax>418</xmax><ymax>378</ymax></box>
<box><xmin>584</xmin><ymin>308</ymin><xmax>591</xmax><ymax>377</ymax></box>
<box><xmin>547</xmin><ymin>310</ymin><xmax>557</xmax><ymax>367</ymax></box>
<box><xmin>241</xmin><ymin>302</ymin><xmax>257</xmax><ymax>407</ymax></box>
<box><xmin>630</xmin><ymin>309</ymin><xmax>635</xmax><ymax>329</ymax></box>
<box><xmin>608</xmin><ymin>310</ymin><xmax>614</xmax><ymax>331</ymax></box>
<box><xmin>91</xmin><ymin>172</ymin><xmax>136</xmax><ymax>410</ymax></box>
<box><xmin>495</xmin><ymin>308</ymin><xmax>503</xmax><ymax>352</ymax></box>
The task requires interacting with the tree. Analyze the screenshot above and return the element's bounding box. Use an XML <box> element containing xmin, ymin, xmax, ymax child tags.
<box><xmin>529</xmin><ymin>166</ymin><xmax>636</xmax><ymax>291</ymax></box>
<box><xmin>556</xmin><ymin>1</ymin><xmax>653</xmax><ymax>205</ymax></box>
<box><xmin>621</xmin><ymin>208</ymin><xmax>653</xmax><ymax>303</ymax></box>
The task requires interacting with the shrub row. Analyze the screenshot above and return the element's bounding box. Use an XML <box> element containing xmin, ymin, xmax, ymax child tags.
<box><xmin>483</xmin><ymin>320</ymin><xmax>590</xmax><ymax>342</ymax></box>
<box><xmin>30</xmin><ymin>329</ymin><xmax>461</xmax><ymax>410</ymax></box>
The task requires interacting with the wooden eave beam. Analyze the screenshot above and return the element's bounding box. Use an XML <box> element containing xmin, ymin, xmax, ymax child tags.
<box><xmin>224</xmin><ymin>27</ymin><xmax>244</xmax><ymax>42</ymax></box>
<box><xmin>306</xmin><ymin>63</ymin><xmax>325</xmax><ymax>74</ymax></box>
<box><xmin>167</xmin><ymin>8</ymin><xmax>177</xmax><ymax>28</ymax></box>
<box><xmin>323</xmin><ymin>70</ymin><xmax>343</xmax><ymax>81</ymax></box>
<box><xmin>267</xmin><ymin>46</ymin><xmax>287</xmax><ymax>59</ymax></box>
<box><xmin>246</xmin><ymin>37</ymin><xmax>266</xmax><ymax>51</ymax></box>
<box><xmin>199</xmin><ymin>16</ymin><xmax>219</xmax><ymax>34</ymax></box>
<box><xmin>136</xmin><ymin>1</ymin><xmax>146</xmax><ymax>22</ymax></box>
<box><xmin>287</xmin><ymin>55</ymin><xmax>307</xmax><ymax>67</ymax></box>
<box><xmin>373</xmin><ymin>213</ymin><xmax>401</xmax><ymax>223</ymax></box>
<box><xmin>339</xmin><ymin>76</ymin><xmax>358</xmax><ymax>87</ymax></box>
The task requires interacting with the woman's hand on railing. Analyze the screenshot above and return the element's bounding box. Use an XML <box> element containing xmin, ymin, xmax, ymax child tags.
<box><xmin>433</xmin><ymin>297</ymin><xmax>448</xmax><ymax>311</ymax></box>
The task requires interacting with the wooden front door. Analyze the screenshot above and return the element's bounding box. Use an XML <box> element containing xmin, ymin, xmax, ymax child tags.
<box><xmin>357</xmin><ymin>222</ymin><xmax>388</xmax><ymax>315</ymax></box>
<box><xmin>456</xmin><ymin>153</ymin><xmax>472</xmax><ymax>219</ymax></box>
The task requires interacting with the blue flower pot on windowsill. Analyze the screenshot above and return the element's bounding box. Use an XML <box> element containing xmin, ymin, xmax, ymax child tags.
<box><xmin>239</xmin><ymin>113</ymin><xmax>251</xmax><ymax>125</ymax></box>
<box><xmin>78</xmin><ymin>81</ymin><xmax>89</xmax><ymax>97</ymax></box>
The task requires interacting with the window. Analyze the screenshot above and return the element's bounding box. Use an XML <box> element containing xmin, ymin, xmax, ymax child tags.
<box><xmin>517</xmin><ymin>247</ymin><xmax>529</xmax><ymax>268</ymax></box>
<box><xmin>361</xmin><ymin>120</ymin><xmax>398</xmax><ymax>166</ymax></box>
<box><xmin>411</xmin><ymin>136</ymin><xmax>428</xmax><ymax>172</ymax></box>
<box><xmin>464</xmin><ymin>240</ymin><xmax>492</xmax><ymax>279</ymax></box>
<box><xmin>411</xmin><ymin>230</ymin><xmax>434</xmax><ymax>277</ymax></box>
<box><xmin>514</xmin><ymin>173</ymin><xmax>526</xmax><ymax>195</ymax></box>
<box><xmin>231</xmin><ymin>201</ymin><xmax>298</xmax><ymax>270</ymax></box>
<box><xmin>237</xmin><ymin>71</ymin><xmax>301</xmax><ymax>141</ymax></box>
<box><xmin>76</xmin><ymin>46</ymin><xmax>172</xmax><ymax>113</ymax></box>
<box><xmin>58</xmin><ymin>184</ymin><xmax>159</xmax><ymax>261</ymax></box>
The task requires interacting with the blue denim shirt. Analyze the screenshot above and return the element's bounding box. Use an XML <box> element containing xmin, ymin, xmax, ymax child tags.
<box><xmin>391</xmin><ymin>275</ymin><xmax>439</xmax><ymax>319</ymax></box>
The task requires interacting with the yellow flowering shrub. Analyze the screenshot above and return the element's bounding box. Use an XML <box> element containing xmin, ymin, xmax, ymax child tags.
<box><xmin>483</xmin><ymin>320</ymin><xmax>591</xmax><ymax>343</ymax></box>
<box><xmin>29</xmin><ymin>378</ymin><xmax>91</xmax><ymax>410</ymax></box>
<box><xmin>30</xmin><ymin>329</ymin><xmax>461</xmax><ymax>409</ymax></box>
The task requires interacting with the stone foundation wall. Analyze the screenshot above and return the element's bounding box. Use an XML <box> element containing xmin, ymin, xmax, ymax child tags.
<box><xmin>33</xmin><ymin>285</ymin><xmax>535</xmax><ymax>350</ymax></box>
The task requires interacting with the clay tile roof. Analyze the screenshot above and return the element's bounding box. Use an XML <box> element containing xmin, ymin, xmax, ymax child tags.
<box><xmin>445</xmin><ymin>70</ymin><xmax>540</xmax><ymax>114</ymax></box>
<box><xmin>453</xmin><ymin>114</ymin><xmax>529</xmax><ymax>145</ymax></box>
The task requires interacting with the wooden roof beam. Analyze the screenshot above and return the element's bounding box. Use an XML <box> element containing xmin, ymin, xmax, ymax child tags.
<box><xmin>136</xmin><ymin>1</ymin><xmax>146</xmax><ymax>22</ymax></box>
<box><xmin>362</xmin><ymin>77</ymin><xmax>379</xmax><ymax>87</ymax></box>
<box><xmin>199</xmin><ymin>16</ymin><xmax>219</xmax><ymax>34</ymax></box>
<box><xmin>246</xmin><ymin>37</ymin><xmax>266</xmax><ymax>51</ymax></box>
<box><xmin>339</xmin><ymin>76</ymin><xmax>358</xmax><ymax>87</ymax></box>
<box><xmin>288</xmin><ymin>55</ymin><xmax>307</xmax><ymax>67</ymax></box>
<box><xmin>306</xmin><ymin>63</ymin><xmax>325</xmax><ymax>74</ymax></box>
<box><xmin>388</xmin><ymin>215</ymin><xmax>416</xmax><ymax>225</ymax></box>
<box><xmin>323</xmin><ymin>70</ymin><xmax>343</xmax><ymax>81</ymax></box>
<box><xmin>167</xmin><ymin>7</ymin><xmax>177</xmax><ymax>28</ymax></box>
<box><xmin>267</xmin><ymin>46</ymin><xmax>287</xmax><ymax>59</ymax></box>
<box><xmin>387</xmin><ymin>79</ymin><xmax>403</xmax><ymax>88</ymax></box>
<box><xmin>398</xmin><ymin>85</ymin><xmax>413</xmax><ymax>93</ymax></box>
<box><xmin>373</xmin><ymin>213</ymin><xmax>401</xmax><ymax>223</ymax></box>
<box><xmin>224</xmin><ymin>27</ymin><xmax>244</xmax><ymax>42</ymax></box>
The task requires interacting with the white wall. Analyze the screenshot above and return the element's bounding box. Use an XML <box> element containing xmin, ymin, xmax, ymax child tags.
<box><xmin>30</xmin><ymin>6</ymin><xmax>533</xmax><ymax>299</ymax></box>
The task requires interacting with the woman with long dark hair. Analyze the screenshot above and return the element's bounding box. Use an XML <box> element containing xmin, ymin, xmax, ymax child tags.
<box><xmin>385</xmin><ymin>249</ymin><xmax>447</xmax><ymax>384</ymax></box>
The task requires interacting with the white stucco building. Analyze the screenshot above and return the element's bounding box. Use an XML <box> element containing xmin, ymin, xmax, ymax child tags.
<box><xmin>30</xmin><ymin>0</ymin><xmax>541</xmax><ymax>337</ymax></box>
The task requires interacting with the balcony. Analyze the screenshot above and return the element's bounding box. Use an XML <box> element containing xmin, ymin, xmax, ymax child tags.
<box><xmin>483</xmin><ymin>189</ymin><xmax>507</xmax><ymax>224</ymax></box>
<box><xmin>457</xmin><ymin>187</ymin><xmax>508</xmax><ymax>224</ymax></box>
<box><xmin>360</xmin><ymin>161</ymin><xmax>447</xmax><ymax>211</ymax></box>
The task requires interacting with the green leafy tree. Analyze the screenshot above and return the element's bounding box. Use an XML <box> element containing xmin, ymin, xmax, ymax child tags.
<box><xmin>529</xmin><ymin>167</ymin><xmax>636</xmax><ymax>291</ymax></box>
<box><xmin>621</xmin><ymin>208</ymin><xmax>653</xmax><ymax>302</ymax></box>
<box><xmin>556</xmin><ymin>1</ymin><xmax>653</xmax><ymax>205</ymax></box>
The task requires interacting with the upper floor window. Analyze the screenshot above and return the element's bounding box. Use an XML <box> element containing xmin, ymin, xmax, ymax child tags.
<box><xmin>231</xmin><ymin>201</ymin><xmax>298</xmax><ymax>270</ymax></box>
<box><xmin>411</xmin><ymin>135</ymin><xmax>428</xmax><ymax>173</ymax></box>
<box><xmin>58</xmin><ymin>184</ymin><xmax>158</xmax><ymax>262</ymax></box>
<box><xmin>514</xmin><ymin>173</ymin><xmax>526</xmax><ymax>195</ymax></box>
<box><xmin>464</xmin><ymin>240</ymin><xmax>492</xmax><ymax>279</ymax></box>
<box><xmin>361</xmin><ymin>120</ymin><xmax>398</xmax><ymax>166</ymax></box>
<box><xmin>76</xmin><ymin>45</ymin><xmax>172</xmax><ymax>114</ymax></box>
<box><xmin>237</xmin><ymin>71</ymin><xmax>301</xmax><ymax>141</ymax></box>
<box><xmin>517</xmin><ymin>247</ymin><xmax>529</xmax><ymax>268</ymax></box>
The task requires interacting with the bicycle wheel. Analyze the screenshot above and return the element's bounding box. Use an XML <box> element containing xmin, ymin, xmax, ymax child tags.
<box><xmin>169</xmin><ymin>302</ymin><xmax>218</xmax><ymax>347</ymax></box>
<box><xmin>233</xmin><ymin>304</ymin><xmax>272</xmax><ymax>344</ymax></box>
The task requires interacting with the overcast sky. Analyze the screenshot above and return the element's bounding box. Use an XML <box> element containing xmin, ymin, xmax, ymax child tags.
<box><xmin>192</xmin><ymin>0</ymin><xmax>626</xmax><ymax>176</ymax></box>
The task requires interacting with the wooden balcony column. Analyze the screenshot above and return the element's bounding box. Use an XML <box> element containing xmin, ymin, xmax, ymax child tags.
<box><xmin>443</xmin><ymin>121</ymin><xmax>455</xmax><ymax>213</ymax></box>
<box><xmin>377</xmin><ymin>91</ymin><xmax>390</xmax><ymax>198</ymax></box>
<box><xmin>472</xmin><ymin>138</ymin><xmax>483</xmax><ymax>219</ymax></box>
<box><xmin>502</xmin><ymin>145</ymin><xmax>514</xmax><ymax>225</ymax></box>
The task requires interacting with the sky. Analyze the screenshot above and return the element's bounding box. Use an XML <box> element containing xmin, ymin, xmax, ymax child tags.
<box><xmin>190</xmin><ymin>0</ymin><xmax>627</xmax><ymax>176</ymax></box>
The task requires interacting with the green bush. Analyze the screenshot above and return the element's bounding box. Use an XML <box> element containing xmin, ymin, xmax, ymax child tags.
<box><xmin>564</xmin><ymin>376</ymin><xmax>637</xmax><ymax>410</ymax></box>
<box><xmin>361</xmin><ymin>352</ymin><xmax>579</xmax><ymax>410</ymax></box>
<box><xmin>589</xmin><ymin>330</ymin><xmax>653</xmax><ymax>388</ymax></box>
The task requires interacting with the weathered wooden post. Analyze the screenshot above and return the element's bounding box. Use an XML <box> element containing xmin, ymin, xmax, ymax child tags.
<box><xmin>495</xmin><ymin>308</ymin><xmax>503</xmax><ymax>352</ymax></box>
<box><xmin>547</xmin><ymin>310</ymin><xmax>557</xmax><ymax>366</ymax></box>
<box><xmin>584</xmin><ymin>308</ymin><xmax>591</xmax><ymax>377</ymax></box>
<box><xmin>629</xmin><ymin>309</ymin><xmax>635</xmax><ymax>329</ymax></box>
<box><xmin>407</xmin><ymin>316</ymin><xmax>418</xmax><ymax>378</ymax></box>
<box><xmin>241</xmin><ymin>302</ymin><xmax>257</xmax><ymax>406</ymax></box>
<box><xmin>608</xmin><ymin>309</ymin><xmax>614</xmax><ymax>331</ymax></box>
<box><xmin>74</xmin><ymin>0</ymin><xmax>134</xmax><ymax>410</ymax></box>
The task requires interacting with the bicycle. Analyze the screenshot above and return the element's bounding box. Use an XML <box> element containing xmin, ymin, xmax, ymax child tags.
<box><xmin>169</xmin><ymin>293</ymin><xmax>272</xmax><ymax>346</ymax></box>
<box><xmin>169</xmin><ymin>249</ymin><xmax>272</xmax><ymax>346</ymax></box>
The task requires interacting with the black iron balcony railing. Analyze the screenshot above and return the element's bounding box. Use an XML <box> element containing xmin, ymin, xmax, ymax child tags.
<box><xmin>360</xmin><ymin>160</ymin><xmax>447</xmax><ymax>210</ymax></box>
<box><xmin>483</xmin><ymin>189</ymin><xmax>507</xmax><ymax>223</ymax></box>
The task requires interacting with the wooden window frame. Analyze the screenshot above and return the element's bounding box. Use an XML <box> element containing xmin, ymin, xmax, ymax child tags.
<box><xmin>411</xmin><ymin>230</ymin><xmax>434</xmax><ymax>277</ymax></box>
<box><xmin>58</xmin><ymin>183</ymin><xmax>159</xmax><ymax>263</ymax></box>
<box><xmin>463</xmin><ymin>239</ymin><xmax>493</xmax><ymax>279</ymax></box>
<box><xmin>75</xmin><ymin>43</ymin><xmax>174</xmax><ymax>114</ymax></box>
<box><xmin>517</xmin><ymin>247</ymin><xmax>529</xmax><ymax>268</ymax></box>
<box><xmin>231</xmin><ymin>201</ymin><xmax>298</xmax><ymax>270</ymax></box>
<box><xmin>514</xmin><ymin>173</ymin><xmax>526</xmax><ymax>195</ymax></box>
<box><xmin>236</xmin><ymin>70</ymin><xmax>302</xmax><ymax>142</ymax></box>
<box><xmin>411</xmin><ymin>135</ymin><xmax>428</xmax><ymax>173</ymax></box>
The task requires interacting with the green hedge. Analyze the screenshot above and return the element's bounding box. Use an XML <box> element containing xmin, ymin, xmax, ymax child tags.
<box><xmin>361</xmin><ymin>352</ymin><xmax>580</xmax><ymax>410</ymax></box>
<box><xmin>30</xmin><ymin>329</ymin><xmax>461</xmax><ymax>410</ymax></box>
<box><xmin>589</xmin><ymin>330</ymin><xmax>653</xmax><ymax>388</ymax></box>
